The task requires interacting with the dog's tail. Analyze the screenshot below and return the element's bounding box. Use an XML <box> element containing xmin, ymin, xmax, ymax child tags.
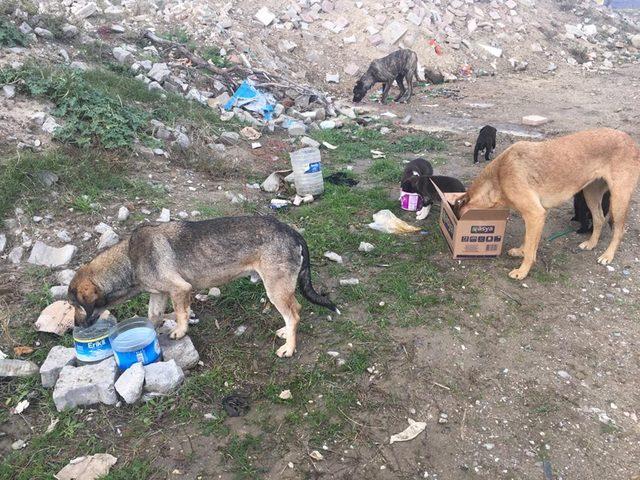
<box><xmin>295</xmin><ymin>235</ymin><xmax>340</xmax><ymax>314</ymax></box>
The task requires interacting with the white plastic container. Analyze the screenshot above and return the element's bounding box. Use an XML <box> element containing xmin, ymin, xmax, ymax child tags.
<box><xmin>290</xmin><ymin>147</ymin><xmax>324</xmax><ymax>196</ymax></box>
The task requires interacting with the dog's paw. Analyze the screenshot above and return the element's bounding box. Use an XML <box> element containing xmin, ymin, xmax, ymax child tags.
<box><xmin>597</xmin><ymin>252</ymin><xmax>614</xmax><ymax>265</ymax></box>
<box><xmin>507</xmin><ymin>247</ymin><xmax>524</xmax><ymax>257</ymax></box>
<box><xmin>508</xmin><ymin>267</ymin><xmax>529</xmax><ymax>280</ymax></box>
<box><xmin>169</xmin><ymin>326</ymin><xmax>188</xmax><ymax>340</ymax></box>
<box><xmin>275</xmin><ymin>327</ymin><xmax>287</xmax><ymax>339</ymax></box>
<box><xmin>579</xmin><ymin>240</ymin><xmax>596</xmax><ymax>251</ymax></box>
<box><xmin>276</xmin><ymin>343</ymin><xmax>295</xmax><ymax>358</ymax></box>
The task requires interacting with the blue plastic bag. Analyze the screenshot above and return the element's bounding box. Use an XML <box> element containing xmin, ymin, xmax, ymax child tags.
<box><xmin>224</xmin><ymin>79</ymin><xmax>276</xmax><ymax>120</ymax></box>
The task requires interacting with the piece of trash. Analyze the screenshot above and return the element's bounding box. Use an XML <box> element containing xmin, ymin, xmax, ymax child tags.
<box><xmin>195</xmin><ymin>293</ymin><xmax>208</xmax><ymax>302</ymax></box>
<box><xmin>46</xmin><ymin>417</ymin><xmax>60</xmax><ymax>434</ymax></box>
<box><xmin>261</xmin><ymin>172</ymin><xmax>284</xmax><ymax>193</ymax></box>
<box><xmin>340</xmin><ymin>278</ymin><xmax>360</xmax><ymax>286</ymax></box>
<box><xmin>240</xmin><ymin>126</ymin><xmax>261</xmax><ymax>140</ymax></box>
<box><xmin>542</xmin><ymin>460</ymin><xmax>553</xmax><ymax>480</ymax></box>
<box><xmin>208</xmin><ymin>287</ymin><xmax>221</xmax><ymax>298</ymax></box>
<box><xmin>55</xmin><ymin>453</ymin><xmax>118</xmax><ymax>480</ymax></box>
<box><xmin>390</xmin><ymin>418</ymin><xmax>426</xmax><ymax>444</ymax></box>
<box><xmin>12</xmin><ymin>399</ymin><xmax>29</xmax><ymax>415</ymax></box>
<box><xmin>223</xmin><ymin>79</ymin><xmax>276</xmax><ymax>120</ymax></box>
<box><xmin>324</xmin><ymin>251</ymin><xmax>343</xmax><ymax>263</ymax></box>
<box><xmin>358</xmin><ymin>242</ymin><xmax>374</xmax><ymax>252</ymax></box>
<box><xmin>309</xmin><ymin>450</ymin><xmax>324</xmax><ymax>461</ymax></box>
<box><xmin>288</xmin><ymin>462</ymin><xmax>294</xmax><ymax>469</ymax></box>
<box><xmin>293</xmin><ymin>195</ymin><xmax>303</xmax><ymax>206</ymax></box>
<box><xmin>270</xmin><ymin>198</ymin><xmax>291</xmax><ymax>209</ymax></box>
<box><xmin>322</xmin><ymin>141</ymin><xmax>338</xmax><ymax>150</ymax></box>
<box><xmin>11</xmin><ymin>439</ymin><xmax>26</xmax><ymax>450</ymax></box>
<box><xmin>221</xmin><ymin>394</ymin><xmax>250</xmax><ymax>417</ymax></box>
<box><xmin>251</xmin><ymin>142</ymin><xmax>262</xmax><ymax>149</ymax></box>
<box><xmin>0</xmin><ymin>348</ymin><xmax>6</xmax><ymax>360</ymax></box>
<box><xmin>547</xmin><ymin>228</ymin><xmax>574</xmax><ymax>242</ymax></box>
<box><xmin>325</xmin><ymin>172</ymin><xmax>358</xmax><ymax>187</ymax></box>
<box><xmin>13</xmin><ymin>345</ymin><xmax>34</xmax><ymax>356</ymax></box>
<box><xmin>368</xmin><ymin>210</ymin><xmax>421</xmax><ymax>234</ymax></box>
<box><xmin>35</xmin><ymin>301</ymin><xmax>75</xmax><ymax>336</ymax></box>
<box><xmin>371</xmin><ymin>149</ymin><xmax>386</xmax><ymax>159</ymax></box>
<box><xmin>279</xmin><ymin>389</ymin><xmax>292</xmax><ymax>400</ymax></box>
<box><xmin>234</xmin><ymin>325</ymin><xmax>247</xmax><ymax>336</ymax></box>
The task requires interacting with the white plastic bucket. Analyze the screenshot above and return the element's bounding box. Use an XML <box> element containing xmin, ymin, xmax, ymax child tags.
<box><xmin>290</xmin><ymin>147</ymin><xmax>324</xmax><ymax>196</ymax></box>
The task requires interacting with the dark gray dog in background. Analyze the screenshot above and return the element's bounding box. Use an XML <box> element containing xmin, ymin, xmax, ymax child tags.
<box><xmin>68</xmin><ymin>217</ymin><xmax>338</xmax><ymax>358</ymax></box>
<box><xmin>353</xmin><ymin>49</ymin><xmax>418</xmax><ymax>103</ymax></box>
<box><xmin>473</xmin><ymin>125</ymin><xmax>497</xmax><ymax>164</ymax></box>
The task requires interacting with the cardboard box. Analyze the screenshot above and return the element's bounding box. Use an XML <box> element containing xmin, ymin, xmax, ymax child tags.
<box><xmin>431</xmin><ymin>180</ymin><xmax>509</xmax><ymax>259</ymax></box>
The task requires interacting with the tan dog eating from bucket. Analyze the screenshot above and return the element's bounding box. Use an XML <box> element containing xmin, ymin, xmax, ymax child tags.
<box><xmin>454</xmin><ymin>128</ymin><xmax>640</xmax><ymax>280</ymax></box>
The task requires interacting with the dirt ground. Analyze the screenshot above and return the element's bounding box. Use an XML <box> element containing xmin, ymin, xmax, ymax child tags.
<box><xmin>2</xmin><ymin>52</ymin><xmax>640</xmax><ymax>480</ymax></box>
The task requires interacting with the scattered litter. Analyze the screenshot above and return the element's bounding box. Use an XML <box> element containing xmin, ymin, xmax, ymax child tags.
<box><xmin>547</xmin><ymin>228</ymin><xmax>574</xmax><ymax>242</ymax></box>
<box><xmin>55</xmin><ymin>453</ymin><xmax>117</xmax><ymax>480</ymax></box>
<box><xmin>322</xmin><ymin>141</ymin><xmax>338</xmax><ymax>150</ymax></box>
<box><xmin>35</xmin><ymin>301</ymin><xmax>75</xmax><ymax>335</ymax></box>
<box><xmin>324</xmin><ymin>251</ymin><xmax>343</xmax><ymax>263</ymax></box>
<box><xmin>389</xmin><ymin>418</ymin><xmax>427</xmax><ymax>444</ymax></box>
<box><xmin>522</xmin><ymin>115</ymin><xmax>549</xmax><ymax>126</ymax></box>
<box><xmin>359</xmin><ymin>242</ymin><xmax>374</xmax><ymax>252</ymax></box>
<box><xmin>251</xmin><ymin>142</ymin><xmax>262</xmax><ymax>149</ymax></box>
<box><xmin>222</xmin><ymin>394</ymin><xmax>250</xmax><ymax>417</ymax></box>
<box><xmin>270</xmin><ymin>198</ymin><xmax>291</xmax><ymax>209</ymax></box>
<box><xmin>0</xmin><ymin>349</ymin><xmax>6</xmax><ymax>360</ymax></box>
<box><xmin>368</xmin><ymin>210</ymin><xmax>421</xmax><ymax>234</ymax></box>
<box><xmin>309</xmin><ymin>450</ymin><xmax>324</xmax><ymax>461</ymax></box>
<box><xmin>13</xmin><ymin>345</ymin><xmax>34</xmax><ymax>356</ymax></box>
<box><xmin>46</xmin><ymin>417</ymin><xmax>60</xmax><ymax>434</ymax></box>
<box><xmin>208</xmin><ymin>287</ymin><xmax>221</xmax><ymax>298</ymax></box>
<box><xmin>11</xmin><ymin>439</ymin><xmax>26</xmax><ymax>450</ymax></box>
<box><xmin>371</xmin><ymin>150</ymin><xmax>386</xmax><ymax>159</ymax></box>
<box><xmin>340</xmin><ymin>278</ymin><xmax>360</xmax><ymax>286</ymax></box>
<box><xmin>325</xmin><ymin>172</ymin><xmax>358</xmax><ymax>187</ymax></box>
<box><xmin>12</xmin><ymin>399</ymin><xmax>29</xmax><ymax>415</ymax></box>
<box><xmin>224</xmin><ymin>79</ymin><xmax>276</xmax><ymax>120</ymax></box>
<box><xmin>234</xmin><ymin>325</ymin><xmax>248</xmax><ymax>336</ymax></box>
<box><xmin>240</xmin><ymin>126</ymin><xmax>261</xmax><ymax>140</ymax></box>
<box><xmin>279</xmin><ymin>389</ymin><xmax>292</xmax><ymax>400</ymax></box>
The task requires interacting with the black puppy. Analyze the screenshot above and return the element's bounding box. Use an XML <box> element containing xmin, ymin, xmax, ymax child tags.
<box><xmin>402</xmin><ymin>175</ymin><xmax>466</xmax><ymax>220</ymax></box>
<box><xmin>401</xmin><ymin>158</ymin><xmax>433</xmax><ymax>184</ymax></box>
<box><xmin>473</xmin><ymin>125</ymin><xmax>497</xmax><ymax>164</ymax></box>
<box><xmin>353</xmin><ymin>49</ymin><xmax>418</xmax><ymax>103</ymax></box>
<box><xmin>572</xmin><ymin>190</ymin><xmax>611</xmax><ymax>234</ymax></box>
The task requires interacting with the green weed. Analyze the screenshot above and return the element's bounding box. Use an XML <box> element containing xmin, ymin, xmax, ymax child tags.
<box><xmin>0</xmin><ymin>17</ymin><xmax>28</xmax><ymax>46</ymax></box>
<box><xmin>222</xmin><ymin>435</ymin><xmax>264</xmax><ymax>480</ymax></box>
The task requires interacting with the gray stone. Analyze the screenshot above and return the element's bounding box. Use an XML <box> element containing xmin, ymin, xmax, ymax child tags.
<box><xmin>52</xmin><ymin>357</ymin><xmax>118</xmax><ymax>411</ymax></box>
<box><xmin>186</xmin><ymin>88</ymin><xmax>207</xmax><ymax>105</ymax></box>
<box><xmin>288</xmin><ymin>122</ymin><xmax>306</xmax><ymax>136</ymax></box>
<box><xmin>50</xmin><ymin>285</ymin><xmax>68</xmax><ymax>301</ymax></box>
<box><xmin>113</xmin><ymin>47</ymin><xmax>133</xmax><ymax>65</ymax></box>
<box><xmin>117</xmin><ymin>206</ymin><xmax>129</xmax><ymax>222</ymax></box>
<box><xmin>31</xmin><ymin>112</ymin><xmax>46</xmax><ymax>126</ymax></box>
<box><xmin>631</xmin><ymin>34</ymin><xmax>640</xmax><ymax>49</ymax></box>
<box><xmin>326</xmin><ymin>73</ymin><xmax>340</xmax><ymax>83</ymax></box>
<box><xmin>220</xmin><ymin>131</ymin><xmax>240</xmax><ymax>145</ymax></box>
<box><xmin>18</xmin><ymin>22</ymin><xmax>32</xmax><ymax>35</ymax></box>
<box><xmin>115</xmin><ymin>362</ymin><xmax>144</xmax><ymax>404</ymax></box>
<box><xmin>159</xmin><ymin>334</ymin><xmax>200</xmax><ymax>370</ymax></box>
<box><xmin>28</xmin><ymin>241</ymin><xmax>76</xmax><ymax>267</ymax></box>
<box><xmin>0</xmin><ymin>234</ymin><xmax>5</xmax><ymax>253</ymax></box>
<box><xmin>479</xmin><ymin>43</ymin><xmax>503</xmax><ymax>58</ymax></box>
<box><xmin>174</xmin><ymin>132</ymin><xmax>190</xmax><ymax>150</ymax></box>
<box><xmin>34</xmin><ymin>27</ymin><xmax>54</xmax><ymax>39</ymax></box>
<box><xmin>3</xmin><ymin>85</ymin><xmax>16</xmax><ymax>99</ymax></box>
<box><xmin>56</xmin><ymin>269</ymin><xmax>76</xmax><ymax>285</ymax></box>
<box><xmin>8</xmin><ymin>246</ymin><xmax>23</xmax><ymax>264</ymax></box>
<box><xmin>148</xmin><ymin>63</ymin><xmax>171</xmax><ymax>83</ymax></box>
<box><xmin>144</xmin><ymin>360</ymin><xmax>184</xmax><ymax>393</ymax></box>
<box><xmin>344</xmin><ymin>63</ymin><xmax>359</xmax><ymax>76</ymax></box>
<box><xmin>157</xmin><ymin>208</ymin><xmax>171</xmax><ymax>223</ymax></box>
<box><xmin>41</xmin><ymin>116</ymin><xmax>60</xmax><ymax>134</ymax></box>
<box><xmin>381</xmin><ymin>21</ymin><xmax>408</xmax><ymax>45</ymax></box>
<box><xmin>0</xmin><ymin>359</ymin><xmax>39</xmax><ymax>378</ymax></box>
<box><xmin>111</xmin><ymin>24</ymin><xmax>125</xmax><ymax>33</ymax></box>
<box><xmin>300</xmin><ymin>137</ymin><xmax>320</xmax><ymax>148</ymax></box>
<box><xmin>36</xmin><ymin>170</ymin><xmax>59</xmax><ymax>187</ymax></box>
<box><xmin>94</xmin><ymin>222</ymin><xmax>111</xmax><ymax>234</ymax></box>
<box><xmin>62</xmin><ymin>24</ymin><xmax>79</xmax><ymax>38</ymax></box>
<box><xmin>56</xmin><ymin>230</ymin><xmax>72</xmax><ymax>242</ymax></box>
<box><xmin>320</xmin><ymin>120</ymin><xmax>336</xmax><ymax>130</ymax></box>
<box><xmin>255</xmin><ymin>6</ymin><xmax>276</xmax><ymax>26</ymax></box>
<box><xmin>40</xmin><ymin>346</ymin><xmax>76</xmax><ymax>388</ymax></box>
<box><xmin>72</xmin><ymin>2</ymin><xmax>98</xmax><ymax>19</ymax></box>
<box><xmin>97</xmin><ymin>229</ymin><xmax>119</xmax><ymax>250</ymax></box>
<box><xmin>557</xmin><ymin>370</ymin><xmax>572</xmax><ymax>380</ymax></box>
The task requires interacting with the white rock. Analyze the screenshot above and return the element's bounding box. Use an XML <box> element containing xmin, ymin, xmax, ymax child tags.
<box><xmin>115</xmin><ymin>362</ymin><xmax>145</xmax><ymax>404</ymax></box>
<box><xmin>255</xmin><ymin>6</ymin><xmax>276</xmax><ymax>26</ymax></box>
<box><xmin>261</xmin><ymin>172</ymin><xmax>282</xmax><ymax>193</ymax></box>
<box><xmin>52</xmin><ymin>357</ymin><xmax>118</xmax><ymax>411</ymax></box>
<box><xmin>50</xmin><ymin>285</ymin><xmax>69</xmax><ymax>301</ymax></box>
<box><xmin>177</xmin><ymin>211</ymin><xmax>189</xmax><ymax>219</ymax></box>
<box><xmin>157</xmin><ymin>208</ymin><xmax>171</xmax><ymax>222</ymax></box>
<box><xmin>340</xmin><ymin>278</ymin><xmax>360</xmax><ymax>286</ymax></box>
<box><xmin>117</xmin><ymin>206</ymin><xmax>130</xmax><ymax>222</ymax></box>
<box><xmin>56</xmin><ymin>269</ymin><xmax>76</xmax><ymax>285</ymax></box>
<box><xmin>522</xmin><ymin>115</ymin><xmax>548</xmax><ymax>126</ymax></box>
<box><xmin>144</xmin><ymin>360</ymin><xmax>185</xmax><ymax>394</ymax></box>
<box><xmin>97</xmin><ymin>229</ymin><xmax>119</xmax><ymax>250</ymax></box>
<box><xmin>148</xmin><ymin>63</ymin><xmax>171</xmax><ymax>83</ymax></box>
<box><xmin>56</xmin><ymin>230</ymin><xmax>72</xmax><ymax>242</ymax></box>
<box><xmin>359</xmin><ymin>242</ymin><xmax>374</xmax><ymax>253</ymax></box>
<box><xmin>0</xmin><ymin>359</ymin><xmax>39</xmax><ymax>378</ymax></box>
<box><xmin>28</xmin><ymin>241</ymin><xmax>76</xmax><ymax>267</ymax></box>
<box><xmin>478</xmin><ymin>44</ymin><xmax>503</xmax><ymax>58</ymax></box>
<box><xmin>300</xmin><ymin>137</ymin><xmax>320</xmax><ymax>148</ymax></box>
<box><xmin>34</xmin><ymin>27</ymin><xmax>53</xmax><ymax>39</ymax></box>
<box><xmin>320</xmin><ymin>120</ymin><xmax>336</xmax><ymax>130</ymax></box>
<box><xmin>71</xmin><ymin>2</ymin><xmax>98</xmax><ymax>19</ymax></box>
<box><xmin>0</xmin><ymin>234</ymin><xmax>5</xmax><ymax>253</ymax></box>
<box><xmin>41</xmin><ymin>116</ymin><xmax>60</xmax><ymax>134</ymax></box>
<box><xmin>40</xmin><ymin>346</ymin><xmax>76</xmax><ymax>388</ymax></box>
<box><xmin>158</xmin><ymin>334</ymin><xmax>200</xmax><ymax>370</ymax></box>
<box><xmin>55</xmin><ymin>454</ymin><xmax>117</xmax><ymax>480</ymax></box>
<box><xmin>208</xmin><ymin>287</ymin><xmax>221</xmax><ymax>297</ymax></box>
<box><xmin>326</xmin><ymin>73</ymin><xmax>340</xmax><ymax>83</ymax></box>
<box><xmin>324</xmin><ymin>251</ymin><xmax>343</xmax><ymax>263</ymax></box>
<box><xmin>279</xmin><ymin>389</ymin><xmax>292</xmax><ymax>400</ymax></box>
<box><xmin>381</xmin><ymin>20</ymin><xmax>408</xmax><ymax>45</ymax></box>
<box><xmin>8</xmin><ymin>246</ymin><xmax>24</xmax><ymax>264</ymax></box>
<box><xmin>3</xmin><ymin>85</ymin><xmax>16</xmax><ymax>99</ymax></box>
<box><xmin>11</xmin><ymin>439</ymin><xmax>26</xmax><ymax>450</ymax></box>
<box><xmin>557</xmin><ymin>370</ymin><xmax>572</xmax><ymax>380</ymax></box>
<box><xmin>631</xmin><ymin>34</ymin><xmax>640</xmax><ymax>49</ymax></box>
<box><xmin>112</xmin><ymin>47</ymin><xmax>133</xmax><ymax>65</ymax></box>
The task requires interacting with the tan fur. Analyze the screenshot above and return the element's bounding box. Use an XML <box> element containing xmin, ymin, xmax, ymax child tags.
<box><xmin>457</xmin><ymin>128</ymin><xmax>640</xmax><ymax>279</ymax></box>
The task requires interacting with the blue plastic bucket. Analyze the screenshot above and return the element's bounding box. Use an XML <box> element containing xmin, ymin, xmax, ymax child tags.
<box><xmin>109</xmin><ymin>317</ymin><xmax>161</xmax><ymax>370</ymax></box>
<box><xmin>73</xmin><ymin>316</ymin><xmax>116</xmax><ymax>363</ymax></box>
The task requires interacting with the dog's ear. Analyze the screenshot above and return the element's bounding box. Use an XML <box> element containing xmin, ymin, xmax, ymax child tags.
<box><xmin>453</xmin><ymin>193</ymin><xmax>470</xmax><ymax>216</ymax></box>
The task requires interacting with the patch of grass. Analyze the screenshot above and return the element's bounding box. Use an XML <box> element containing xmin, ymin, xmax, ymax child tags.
<box><xmin>368</xmin><ymin>157</ymin><xmax>402</xmax><ymax>183</ymax></box>
<box><xmin>103</xmin><ymin>460</ymin><xmax>157</xmax><ymax>480</ymax></box>
<box><xmin>161</xmin><ymin>27</ymin><xmax>193</xmax><ymax>47</ymax></box>
<box><xmin>222</xmin><ymin>435</ymin><xmax>264</xmax><ymax>480</ymax></box>
<box><xmin>109</xmin><ymin>293</ymin><xmax>150</xmax><ymax>319</ymax></box>
<box><xmin>0</xmin><ymin>17</ymin><xmax>28</xmax><ymax>46</ymax></box>
<box><xmin>389</xmin><ymin>134</ymin><xmax>446</xmax><ymax>154</ymax></box>
<box><xmin>201</xmin><ymin>46</ymin><xmax>230</xmax><ymax>68</ymax></box>
<box><xmin>24</xmin><ymin>283</ymin><xmax>52</xmax><ymax>310</ymax></box>
<box><xmin>342</xmin><ymin>348</ymin><xmax>370</xmax><ymax>374</ymax></box>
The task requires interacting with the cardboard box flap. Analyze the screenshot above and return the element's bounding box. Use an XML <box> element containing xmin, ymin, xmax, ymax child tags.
<box><xmin>461</xmin><ymin>208</ymin><xmax>509</xmax><ymax>221</ymax></box>
<box><xmin>430</xmin><ymin>179</ymin><xmax>465</xmax><ymax>221</ymax></box>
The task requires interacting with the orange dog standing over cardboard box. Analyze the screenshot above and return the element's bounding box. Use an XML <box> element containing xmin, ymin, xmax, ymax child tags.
<box><xmin>454</xmin><ymin>128</ymin><xmax>640</xmax><ymax>280</ymax></box>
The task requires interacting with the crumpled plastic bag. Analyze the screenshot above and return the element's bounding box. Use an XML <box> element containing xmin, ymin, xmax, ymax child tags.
<box><xmin>55</xmin><ymin>454</ymin><xmax>117</xmax><ymax>480</ymax></box>
<box><xmin>224</xmin><ymin>79</ymin><xmax>276</xmax><ymax>120</ymax></box>
<box><xmin>389</xmin><ymin>418</ymin><xmax>427</xmax><ymax>444</ymax></box>
<box><xmin>368</xmin><ymin>210</ymin><xmax>421</xmax><ymax>234</ymax></box>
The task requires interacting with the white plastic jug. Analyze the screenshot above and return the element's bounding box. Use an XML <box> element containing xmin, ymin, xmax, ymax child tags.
<box><xmin>290</xmin><ymin>147</ymin><xmax>324</xmax><ymax>196</ymax></box>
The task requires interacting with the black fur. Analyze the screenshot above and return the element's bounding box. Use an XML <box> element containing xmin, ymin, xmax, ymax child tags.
<box><xmin>572</xmin><ymin>190</ymin><xmax>611</xmax><ymax>234</ymax></box>
<box><xmin>473</xmin><ymin>125</ymin><xmax>497</xmax><ymax>164</ymax></box>
<box><xmin>401</xmin><ymin>175</ymin><xmax>466</xmax><ymax>206</ymax></box>
<box><xmin>401</xmin><ymin>158</ymin><xmax>434</xmax><ymax>185</ymax></box>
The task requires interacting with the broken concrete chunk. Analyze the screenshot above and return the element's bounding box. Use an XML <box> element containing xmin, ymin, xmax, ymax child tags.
<box><xmin>156</xmin><ymin>208</ymin><xmax>171</xmax><ymax>222</ymax></box>
<box><xmin>115</xmin><ymin>362</ymin><xmax>145</xmax><ymax>404</ymax></box>
<box><xmin>50</xmin><ymin>285</ymin><xmax>69</xmax><ymax>301</ymax></box>
<box><xmin>56</xmin><ymin>269</ymin><xmax>76</xmax><ymax>286</ymax></box>
<box><xmin>53</xmin><ymin>357</ymin><xmax>118</xmax><ymax>411</ymax></box>
<box><xmin>255</xmin><ymin>6</ymin><xmax>276</xmax><ymax>26</ymax></box>
<box><xmin>117</xmin><ymin>206</ymin><xmax>130</xmax><ymax>222</ymax></box>
<box><xmin>381</xmin><ymin>21</ymin><xmax>408</xmax><ymax>45</ymax></box>
<box><xmin>144</xmin><ymin>360</ymin><xmax>185</xmax><ymax>394</ymax></box>
<box><xmin>55</xmin><ymin>454</ymin><xmax>117</xmax><ymax>480</ymax></box>
<box><xmin>40</xmin><ymin>346</ymin><xmax>76</xmax><ymax>388</ymax></box>
<box><xmin>112</xmin><ymin>47</ymin><xmax>133</xmax><ymax>65</ymax></box>
<box><xmin>158</xmin><ymin>334</ymin><xmax>200</xmax><ymax>370</ymax></box>
<box><xmin>522</xmin><ymin>115</ymin><xmax>549</xmax><ymax>126</ymax></box>
<box><xmin>324</xmin><ymin>251</ymin><xmax>343</xmax><ymax>263</ymax></box>
<box><xmin>8</xmin><ymin>246</ymin><xmax>23</xmax><ymax>264</ymax></box>
<box><xmin>28</xmin><ymin>241</ymin><xmax>76</xmax><ymax>267</ymax></box>
<box><xmin>148</xmin><ymin>63</ymin><xmax>171</xmax><ymax>83</ymax></box>
<box><xmin>0</xmin><ymin>359</ymin><xmax>39</xmax><ymax>378</ymax></box>
<box><xmin>35</xmin><ymin>301</ymin><xmax>75</xmax><ymax>336</ymax></box>
<box><xmin>97</xmin><ymin>229</ymin><xmax>119</xmax><ymax>250</ymax></box>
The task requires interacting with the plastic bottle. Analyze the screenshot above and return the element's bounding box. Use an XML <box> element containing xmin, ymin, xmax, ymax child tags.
<box><xmin>290</xmin><ymin>147</ymin><xmax>324</xmax><ymax>196</ymax></box>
